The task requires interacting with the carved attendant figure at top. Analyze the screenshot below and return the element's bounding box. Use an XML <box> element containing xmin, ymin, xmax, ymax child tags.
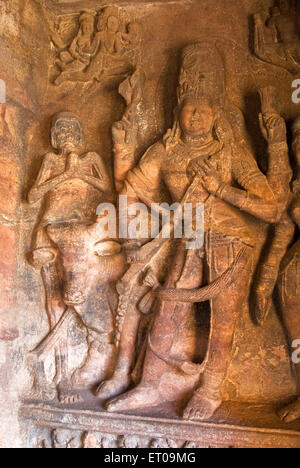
<box><xmin>28</xmin><ymin>112</ymin><xmax>123</xmax><ymax>402</ymax></box>
<box><xmin>103</xmin><ymin>43</ymin><xmax>278</xmax><ymax>421</ymax></box>
<box><xmin>96</xmin><ymin>13</ymin><xmax>127</xmax><ymax>55</ymax></box>
<box><xmin>53</xmin><ymin>6</ymin><xmax>139</xmax><ymax>86</ymax></box>
<box><xmin>54</xmin><ymin>10</ymin><xmax>98</xmax><ymax>86</ymax></box>
<box><xmin>254</xmin><ymin>0</ymin><xmax>300</xmax><ymax>74</ymax></box>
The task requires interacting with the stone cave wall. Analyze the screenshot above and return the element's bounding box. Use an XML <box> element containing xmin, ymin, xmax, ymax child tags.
<box><xmin>0</xmin><ymin>0</ymin><xmax>299</xmax><ymax>447</ymax></box>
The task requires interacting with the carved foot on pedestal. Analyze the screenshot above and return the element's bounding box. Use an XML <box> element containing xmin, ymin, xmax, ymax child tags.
<box><xmin>96</xmin><ymin>372</ymin><xmax>131</xmax><ymax>400</ymax></box>
<box><xmin>72</xmin><ymin>342</ymin><xmax>115</xmax><ymax>390</ymax></box>
<box><xmin>278</xmin><ymin>398</ymin><xmax>300</xmax><ymax>423</ymax></box>
<box><xmin>72</xmin><ymin>361</ymin><xmax>107</xmax><ymax>391</ymax></box>
<box><xmin>106</xmin><ymin>385</ymin><xmax>161</xmax><ymax>413</ymax></box>
<box><xmin>183</xmin><ymin>390</ymin><xmax>221</xmax><ymax>421</ymax></box>
<box><xmin>30</xmin><ymin>378</ymin><xmax>57</xmax><ymax>402</ymax></box>
<box><xmin>57</xmin><ymin>380</ymin><xmax>83</xmax><ymax>405</ymax></box>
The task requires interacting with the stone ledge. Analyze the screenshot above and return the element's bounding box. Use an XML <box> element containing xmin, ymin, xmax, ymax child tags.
<box><xmin>45</xmin><ymin>0</ymin><xmax>193</xmax><ymax>16</ymax></box>
<box><xmin>20</xmin><ymin>402</ymin><xmax>300</xmax><ymax>448</ymax></box>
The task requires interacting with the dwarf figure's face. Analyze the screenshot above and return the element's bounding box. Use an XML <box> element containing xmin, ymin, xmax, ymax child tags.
<box><xmin>179</xmin><ymin>98</ymin><xmax>215</xmax><ymax>138</ymax></box>
<box><xmin>51</xmin><ymin>114</ymin><xmax>85</xmax><ymax>152</ymax></box>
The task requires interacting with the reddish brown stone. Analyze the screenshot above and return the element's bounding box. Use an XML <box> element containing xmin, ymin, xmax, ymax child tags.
<box><xmin>1</xmin><ymin>0</ymin><xmax>300</xmax><ymax>449</ymax></box>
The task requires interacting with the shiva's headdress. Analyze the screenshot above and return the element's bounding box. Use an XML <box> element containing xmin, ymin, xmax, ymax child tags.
<box><xmin>177</xmin><ymin>42</ymin><xmax>225</xmax><ymax>107</ymax></box>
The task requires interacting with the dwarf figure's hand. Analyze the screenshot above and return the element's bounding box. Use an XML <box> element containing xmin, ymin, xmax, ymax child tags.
<box><xmin>65</xmin><ymin>152</ymin><xmax>80</xmax><ymax>177</ymax></box>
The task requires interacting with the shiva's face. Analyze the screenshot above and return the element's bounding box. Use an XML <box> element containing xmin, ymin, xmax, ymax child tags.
<box><xmin>179</xmin><ymin>98</ymin><xmax>215</xmax><ymax>138</ymax></box>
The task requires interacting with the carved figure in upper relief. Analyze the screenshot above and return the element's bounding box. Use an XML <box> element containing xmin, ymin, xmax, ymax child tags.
<box><xmin>96</xmin><ymin>12</ymin><xmax>127</xmax><ymax>55</ymax></box>
<box><xmin>100</xmin><ymin>43</ymin><xmax>278</xmax><ymax>421</ymax></box>
<box><xmin>28</xmin><ymin>112</ymin><xmax>125</xmax><ymax>403</ymax></box>
<box><xmin>54</xmin><ymin>11</ymin><xmax>98</xmax><ymax>86</ymax></box>
<box><xmin>53</xmin><ymin>6</ymin><xmax>140</xmax><ymax>86</ymax></box>
<box><xmin>253</xmin><ymin>0</ymin><xmax>300</xmax><ymax>74</ymax></box>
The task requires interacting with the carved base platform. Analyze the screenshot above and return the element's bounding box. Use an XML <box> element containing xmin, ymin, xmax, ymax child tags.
<box><xmin>20</xmin><ymin>396</ymin><xmax>300</xmax><ymax>448</ymax></box>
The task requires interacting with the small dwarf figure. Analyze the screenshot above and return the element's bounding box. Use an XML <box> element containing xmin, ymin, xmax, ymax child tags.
<box><xmin>28</xmin><ymin>112</ymin><xmax>124</xmax><ymax>403</ymax></box>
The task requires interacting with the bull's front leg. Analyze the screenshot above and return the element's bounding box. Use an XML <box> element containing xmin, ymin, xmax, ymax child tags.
<box><xmin>55</xmin><ymin>339</ymin><xmax>83</xmax><ymax>404</ymax></box>
<box><xmin>96</xmin><ymin>265</ymin><xmax>153</xmax><ymax>401</ymax></box>
<box><xmin>96</xmin><ymin>289</ymin><xmax>142</xmax><ymax>400</ymax></box>
<box><xmin>29</xmin><ymin>247</ymin><xmax>64</xmax><ymax>401</ymax></box>
<box><xmin>46</xmin><ymin>224</ymin><xmax>90</xmax><ymax>404</ymax></box>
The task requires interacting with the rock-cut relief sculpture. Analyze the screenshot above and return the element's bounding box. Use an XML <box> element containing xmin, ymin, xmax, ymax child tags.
<box><xmin>253</xmin><ymin>86</ymin><xmax>293</xmax><ymax>325</ymax></box>
<box><xmin>98</xmin><ymin>42</ymin><xmax>279</xmax><ymax>421</ymax></box>
<box><xmin>28</xmin><ymin>112</ymin><xmax>125</xmax><ymax>403</ymax></box>
<box><xmin>52</xmin><ymin>6</ymin><xmax>142</xmax><ymax>86</ymax></box>
<box><xmin>253</xmin><ymin>89</ymin><xmax>300</xmax><ymax>423</ymax></box>
<box><xmin>253</xmin><ymin>0</ymin><xmax>300</xmax><ymax>74</ymax></box>
<box><xmin>277</xmin><ymin>118</ymin><xmax>300</xmax><ymax>423</ymax></box>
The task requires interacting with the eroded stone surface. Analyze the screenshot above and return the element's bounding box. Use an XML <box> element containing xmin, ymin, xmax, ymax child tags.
<box><xmin>1</xmin><ymin>0</ymin><xmax>300</xmax><ymax>448</ymax></box>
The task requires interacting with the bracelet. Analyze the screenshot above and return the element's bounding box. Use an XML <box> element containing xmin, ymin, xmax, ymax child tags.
<box><xmin>239</xmin><ymin>192</ymin><xmax>250</xmax><ymax>210</ymax></box>
<box><xmin>268</xmin><ymin>141</ymin><xmax>288</xmax><ymax>151</ymax></box>
<box><xmin>215</xmin><ymin>183</ymin><xmax>227</xmax><ymax>198</ymax></box>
